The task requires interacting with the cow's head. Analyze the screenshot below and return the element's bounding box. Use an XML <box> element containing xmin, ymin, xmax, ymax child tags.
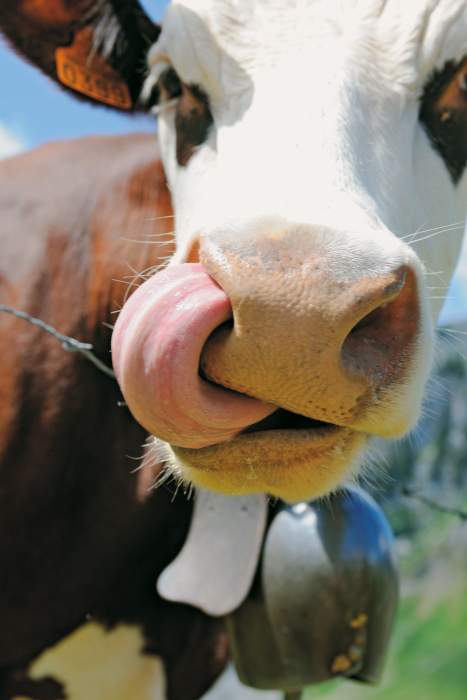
<box><xmin>3</xmin><ymin>0</ymin><xmax>467</xmax><ymax>501</ymax></box>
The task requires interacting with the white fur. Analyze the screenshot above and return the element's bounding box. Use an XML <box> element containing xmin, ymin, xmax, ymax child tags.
<box><xmin>25</xmin><ymin>622</ymin><xmax>167</xmax><ymax>700</ymax></box>
<box><xmin>147</xmin><ymin>0</ymin><xmax>467</xmax><ymax>441</ymax></box>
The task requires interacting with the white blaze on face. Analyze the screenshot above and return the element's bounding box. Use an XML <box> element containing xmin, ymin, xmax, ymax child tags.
<box><xmin>23</xmin><ymin>622</ymin><xmax>167</xmax><ymax>700</ymax></box>
<box><xmin>150</xmin><ymin>0</ymin><xmax>467</xmax><ymax>320</ymax></box>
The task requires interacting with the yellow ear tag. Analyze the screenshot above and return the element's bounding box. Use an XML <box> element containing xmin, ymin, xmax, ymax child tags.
<box><xmin>55</xmin><ymin>27</ymin><xmax>132</xmax><ymax>110</ymax></box>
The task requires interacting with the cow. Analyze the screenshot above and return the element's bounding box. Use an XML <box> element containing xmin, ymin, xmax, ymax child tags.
<box><xmin>1</xmin><ymin>0</ymin><xmax>467</xmax><ymax>698</ymax></box>
<box><xmin>0</xmin><ymin>132</ymin><xmax>282</xmax><ymax>699</ymax></box>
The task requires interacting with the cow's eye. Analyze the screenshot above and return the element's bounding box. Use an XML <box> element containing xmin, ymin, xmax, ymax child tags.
<box><xmin>143</xmin><ymin>66</ymin><xmax>182</xmax><ymax>110</ymax></box>
<box><xmin>159</xmin><ymin>67</ymin><xmax>183</xmax><ymax>101</ymax></box>
<box><xmin>174</xmin><ymin>82</ymin><xmax>213</xmax><ymax>167</ymax></box>
<box><xmin>420</xmin><ymin>57</ymin><xmax>467</xmax><ymax>184</ymax></box>
<box><xmin>154</xmin><ymin>66</ymin><xmax>213</xmax><ymax>167</ymax></box>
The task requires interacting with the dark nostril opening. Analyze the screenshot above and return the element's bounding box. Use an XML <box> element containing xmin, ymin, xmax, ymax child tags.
<box><xmin>342</xmin><ymin>267</ymin><xmax>419</xmax><ymax>383</ymax></box>
<box><xmin>349</xmin><ymin>305</ymin><xmax>386</xmax><ymax>334</ymax></box>
<box><xmin>199</xmin><ymin>319</ymin><xmax>234</xmax><ymax>381</ymax></box>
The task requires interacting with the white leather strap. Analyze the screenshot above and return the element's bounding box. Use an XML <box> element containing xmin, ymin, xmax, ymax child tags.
<box><xmin>157</xmin><ymin>489</ymin><xmax>268</xmax><ymax>616</ymax></box>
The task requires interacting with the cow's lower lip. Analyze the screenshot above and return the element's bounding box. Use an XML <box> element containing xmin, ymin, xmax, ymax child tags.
<box><xmin>170</xmin><ymin>425</ymin><xmax>366</xmax><ymax>503</ymax></box>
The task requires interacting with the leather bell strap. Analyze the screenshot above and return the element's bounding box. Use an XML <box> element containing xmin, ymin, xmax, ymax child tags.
<box><xmin>157</xmin><ymin>489</ymin><xmax>268</xmax><ymax>616</ymax></box>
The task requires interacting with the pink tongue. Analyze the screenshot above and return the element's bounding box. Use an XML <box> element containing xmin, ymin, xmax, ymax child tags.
<box><xmin>112</xmin><ymin>263</ymin><xmax>274</xmax><ymax>448</ymax></box>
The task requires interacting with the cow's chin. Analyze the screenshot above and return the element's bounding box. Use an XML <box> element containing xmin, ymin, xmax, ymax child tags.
<box><xmin>166</xmin><ymin>423</ymin><xmax>367</xmax><ymax>503</ymax></box>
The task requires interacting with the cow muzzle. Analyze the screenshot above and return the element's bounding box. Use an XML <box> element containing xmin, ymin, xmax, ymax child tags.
<box><xmin>198</xmin><ymin>224</ymin><xmax>420</xmax><ymax>435</ymax></box>
<box><xmin>112</xmin><ymin>223</ymin><xmax>423</xmax><ymax>501</ymax></box>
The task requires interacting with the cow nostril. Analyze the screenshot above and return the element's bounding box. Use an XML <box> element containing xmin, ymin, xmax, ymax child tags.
<box><xmin>349</xmin><ymin>305</ymin><xmax>386</xmax><ymax>334</ymax></box>
<box><xmin>200</xmin><ymin>319</ymin><xmax>234</xmax><ymax>381</ymax></box>
<box><xmin>341</xmin><ymin>267</ymin><xmax>419</xmax><ymax>384</ymax></box>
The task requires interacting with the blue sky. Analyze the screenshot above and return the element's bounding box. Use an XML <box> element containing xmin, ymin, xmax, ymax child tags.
<box><xmin>0</xmin><ymin>0</ymin><xmax>465</xmax><ymax>325</ymax></box>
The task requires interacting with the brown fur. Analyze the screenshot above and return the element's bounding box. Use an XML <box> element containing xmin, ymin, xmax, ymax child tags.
<box><xmin>0</xmin><ymin>134</ymin><xmax>228</xmax><ymax>699</ymax></box>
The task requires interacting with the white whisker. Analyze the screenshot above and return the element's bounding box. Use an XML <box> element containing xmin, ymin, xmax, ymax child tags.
<box><xmin>139</xmin><ymin>231</ymin><xmax>175</xmax><ymax>239</ymax></box>
<box><xmin>402</xmin><ymin>220</ymin><xmax>465</xmax><ymax>242</ymax></box>
<box><xmin>442</xmin><ymin>328</ymin><xmax>467</xmax><ymax>337</ymax></box>
<box><xmin>144</xmin><ymin>214</ymin><xmax>175</xmax><ymax>222</ymax></box>
<box><xmin>407</xmin><ymin>224</ymin><xmax>465</xmax><ymax>247</ymax></box>
<box><xmin>439</xmin><ymin>334</ymin><xmax>467</xmax><ymax>362</ymax></box>
<box><xmin>119</xmin><ymin>237</ymin><xmax>174</xmax><ymax>246</ymax></box>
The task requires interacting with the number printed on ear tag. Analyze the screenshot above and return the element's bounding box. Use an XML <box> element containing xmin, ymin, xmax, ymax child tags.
<box><xmin>157</xmin><ymin>490</ymin><xmax>268</xmax><ymax>616</ymax></box>
<box><xmin>55</xmin><ymin>27</ymin><xmax>132</xmax><ymax>109</ymax></box>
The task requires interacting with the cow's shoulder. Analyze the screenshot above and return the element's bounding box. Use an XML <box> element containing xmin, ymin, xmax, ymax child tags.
<box><xmin>0</xmin><ymin>132</ymin><xmax>228</xmax><ymax>698</ymax></box>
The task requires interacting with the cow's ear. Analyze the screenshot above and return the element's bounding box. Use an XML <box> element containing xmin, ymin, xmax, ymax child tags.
<box><xmin>0</xmin><ymin>1</ymin><xmax>160</xmax><ymax>111</ymax></box>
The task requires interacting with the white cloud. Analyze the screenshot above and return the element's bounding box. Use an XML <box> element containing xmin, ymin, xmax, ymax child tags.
<box><xmin>0</xmin><ymin>124</ymin><xmax>26</xmax><ymax>159</ymax></box>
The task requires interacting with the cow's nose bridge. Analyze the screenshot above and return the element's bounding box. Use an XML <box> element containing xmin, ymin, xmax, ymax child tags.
<box><xmin>199</xmin><ymin>225</ymin><xmax>419</xmax><ymax>432</ymax></box>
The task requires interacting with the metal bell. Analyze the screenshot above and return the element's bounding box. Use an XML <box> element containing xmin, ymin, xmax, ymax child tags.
<box><xmin>226</xmin><ymin>486</ymin><xmax>399</xmax><ymax>692</ymax></box>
